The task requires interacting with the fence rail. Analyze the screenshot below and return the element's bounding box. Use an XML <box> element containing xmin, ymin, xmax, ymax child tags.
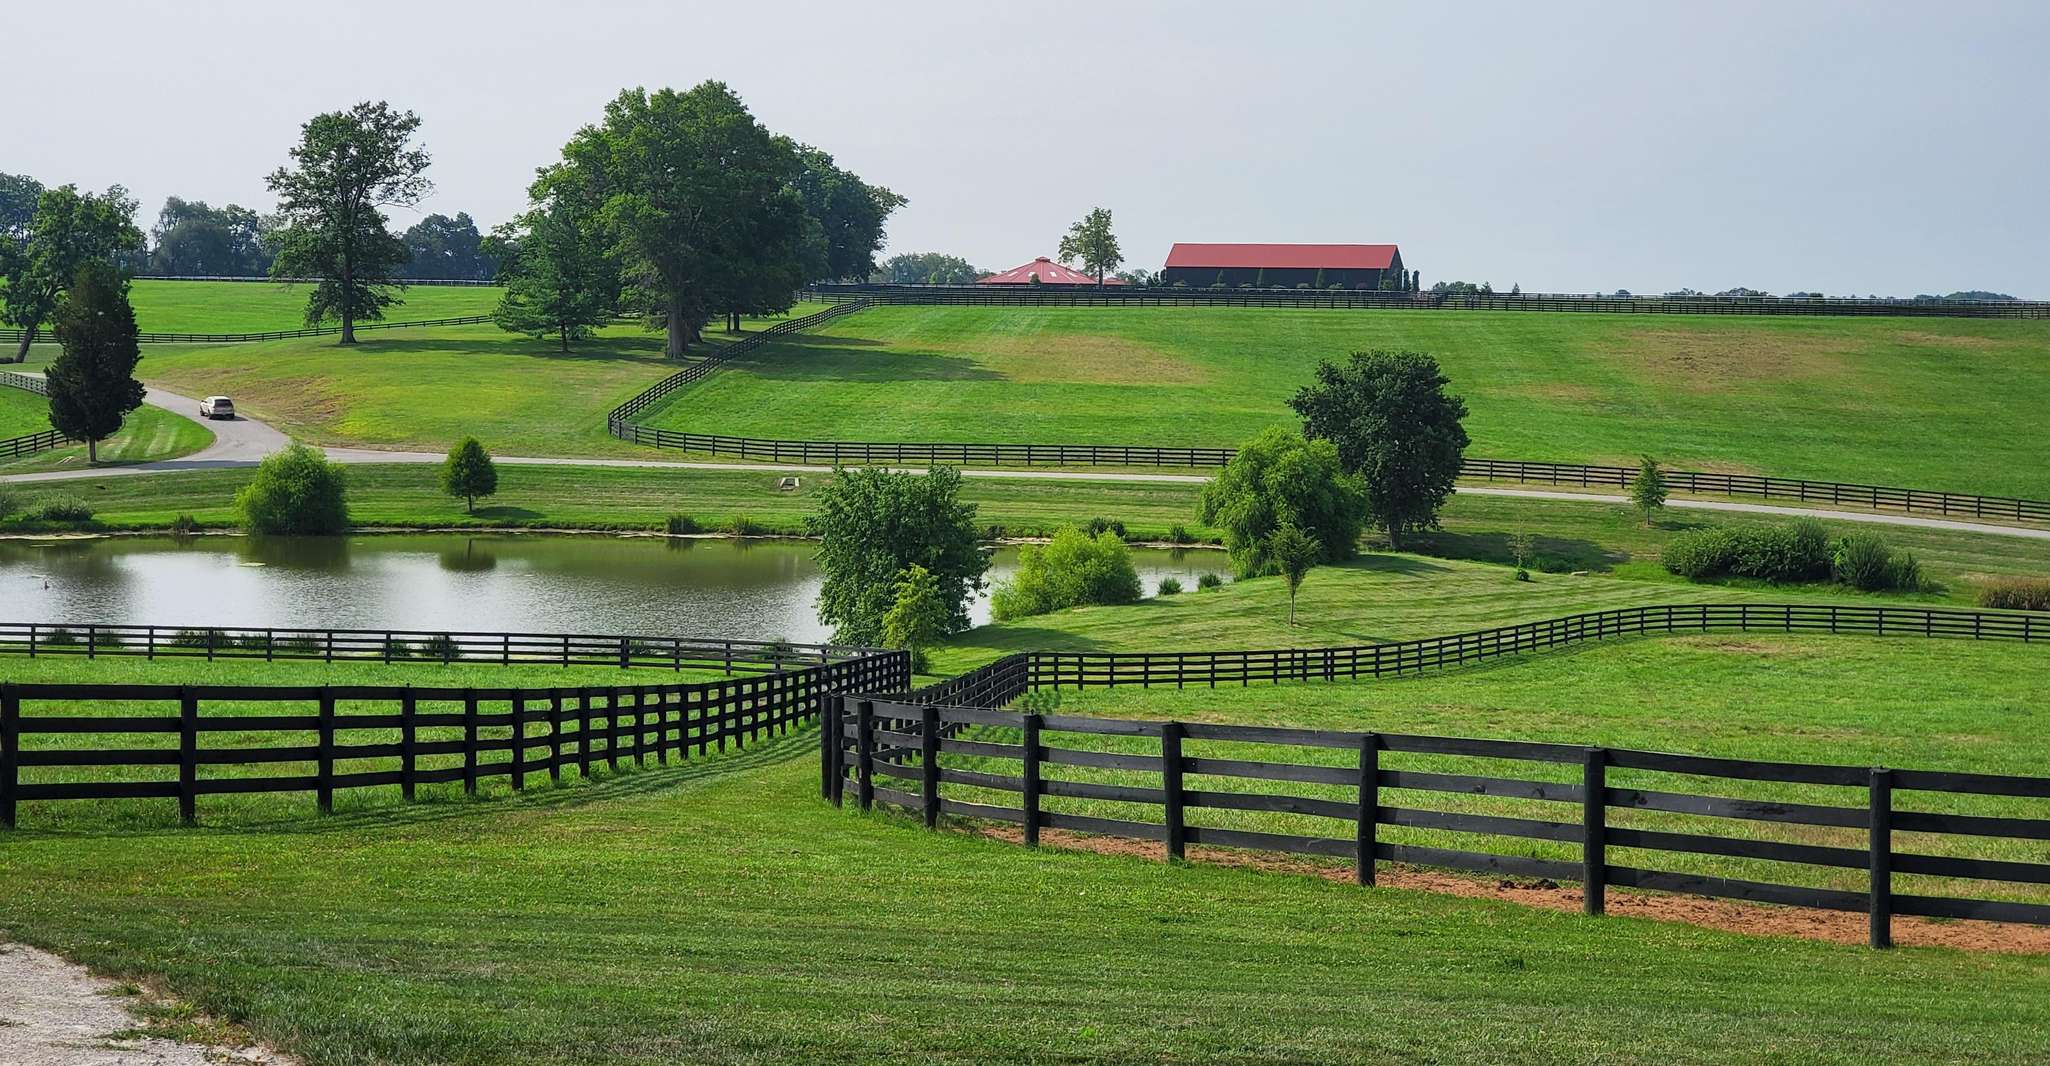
<box><xmin>0</xmin><ymin>645</ymin><xmax>910</xmax><ymax>827</ymax></box>
<box><xmin>606</xmin><ymin>301</ymin><xmax>871</xmax><ymax>429</ymax></box>
<box><xmin>0</xmin><ymin>314</ymin><xmax>495</xmax><ymax>347</ymax></box>
<box><xmin>135</xmin><ymin>275</ymin><xmax>499</xmax><ymax>287</ymax></box>
<box><xmin>0</xmin><ymin>621</ymin><xmax>870</xmax><ymax>673</ymax></box>
<box><xmin>826</xmin><ymin>697</ymin><xmax>2050</xmax><ymax>948</ymax></box>
<box><xmin>806</xmin><ymin>284</ymin><xmax>2050</xmax><ymax>319</ymax></box>
<box><xmin>0</xmin><ymin>371</ymin><xmax>74</xmax><ymax>459</ymax></box>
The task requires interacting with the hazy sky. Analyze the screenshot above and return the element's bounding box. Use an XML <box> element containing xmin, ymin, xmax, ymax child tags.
<box><xmin>14</xmin><ymin>1</ymin><xmax>2048</xmax><ymax>295</ymax></box>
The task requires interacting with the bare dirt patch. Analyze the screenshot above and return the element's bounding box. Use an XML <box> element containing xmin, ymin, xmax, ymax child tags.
<box><xmin>0</xmin><ymin>942</ymin><xmax>294</xmax><ymax>1065</ymax></box>
<box><xmin>1888</xmin><ymin>330</ymin><xmax>2008</xmax><ymax>351</ymax></box>
<box><xmin>979</xmin><ymin>826</ymin><xmax>2050</xmax><ymax>954</ymax></box>
<box><xmin>974</xmin><ymin>333</ymin><xmax>1211</xmax><ymax>386</ymax></box>
<box><xmin>1608</xmin><ymin>327</ymin><xmax>1854</xmax><ymax>393</ymax></box>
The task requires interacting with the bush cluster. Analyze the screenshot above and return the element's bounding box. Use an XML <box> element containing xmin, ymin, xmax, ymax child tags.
<box><xmin>238</xmin><ymin>444</ymin><xmax>348</xmax><ymax>535</ymax></box>
<box><xmin>1662</xmin><ymin>520</ymin><xmax>1921</xmax><ymax>591</ymax></box>
<box><xmin>1084</xmin><ymin>516</ymin><xmax>1127</xmax><ymax>540</ymax></box>
<box><xmin>1978</xmin><ymin>577</ymin><xmax>2050</xmax><ymax>611</ymax></box>
<box><xmin>31</xmin><ymin>499</ymin><xmax>94</xmax><ymax>524</ymax></box>
<box><xmin>991</xmin><ymin>527</ymin><xmax>1141</xmax><ymax>621</ymax></box>
<box><xmin>1156</xmin><ymin>576</ymin><xmax>1184</xmax><ymax>596</ymax></box>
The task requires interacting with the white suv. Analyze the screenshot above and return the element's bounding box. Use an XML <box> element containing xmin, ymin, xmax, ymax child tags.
<box><xmin>199</xmin><ymin>396</ymin><xmax>235</xmax><ymax>420</ymax></box>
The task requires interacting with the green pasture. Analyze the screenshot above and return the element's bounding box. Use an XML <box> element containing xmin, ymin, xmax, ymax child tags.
<box><xmin>0</xmin><ymin>381</ymin><xmax>50</xmax><ymax>438</ymax></box>
<box><xmin>5</xmin><ymin>728</ymin><xmax>2050</xmax><ymax>1063</ymax></box>
<box><xmin>128</xmin><ymin>279</ymin><xmax>502</xmax><ymax>333</ymax></box>
<box><xmin>642</xmin><ymin>305</ymin><xmax>2050</xmax><ymax>497</ymax></box>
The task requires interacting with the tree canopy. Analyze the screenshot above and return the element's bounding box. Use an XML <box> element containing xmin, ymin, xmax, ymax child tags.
<box><xmin>1</xmin><ymin>184</ymin><xmax>142</xmax><ymax>362</ymax></box>
<box><xmin>1197</xmin><ymin>427</ymin><xmax>1368</xmax><ymax>578</ymax></box>
<box><xmin>807</xmin><ymin>465</ymin><xmax>989</xmax><ymax>646</ymax></box>
<box><xmin>880</xmin><ymin>252</ymin><xmax>980</xmax><ymax>285</ymax></box>
<box><xmin>555</xmin><ymin>82</ymin><xmax>808</xmax><ymax>359</ymax></box>
<box><xmin>237</xmin><ymin>444</ymin><xmax>350</xmax><ymax>535</ymax></box>
<box><xmin>1057</xmin><ymin>207</ymin><xmax>1122</xmax><ymax>286</ymax></box>
<box><xmin>441</xmin><ymin>437</ymin><xmax>499</xmax><ymax>513</ymax></box>
<box><xmin>146</xmin><ymin>197</ymin><xmax>275</xmax><ymax>277</ymax></box>
<box><xmin>45</xmin><ymin>261</ymin><xmax>146</xmax><ymax>463</ymax></box>
<box><xmin>0</xmin><ymin>172</ymin><xmax>45</xmax><ymax>246</ymax></box>
<box><xmin>266</xmin><ymin>101</ymin><xmax>432</xmax><ymax>342</ymax></box>
<box><xmin>491</xmin><ymin>184</ymin><xmax>618</xmax><ymax>350</ymax></box>
<box><xmin>789</xmin><ymin>144</ymin><xmax>905</xmax><ymax>284</ymax></box>
<box><xmin>1289</xmin><ymin>349</ymin><xmax>1470</xmax><ymax>548</ymax></box>
<box><xmin>401</xmin><ymin>212</ymin><xmax>497</xmax><ymax>280</ymax></box>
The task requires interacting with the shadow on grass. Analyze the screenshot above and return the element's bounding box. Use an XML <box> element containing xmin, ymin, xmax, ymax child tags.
<box><xmin>718</xmin><ymin>340</ymin><xmax>1005</xmax><ymax>384</ymax></box>
<box><xmin>1408</xmin><ymin>530</ymin><xmax>1626</xmax><ymax>572</ymax></box>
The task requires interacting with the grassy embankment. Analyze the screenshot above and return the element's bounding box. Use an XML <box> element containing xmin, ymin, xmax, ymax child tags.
<box><xmin>0</xmin><ymin>385</ymin><xmax>214</xmax><ymax>473</ymax></box>
<box><xmin>126</xmin><ymin>279</ymin><xmax>502</xmax><ymax>332</ymax></box>
<box><xmin>643</xmin><ymin>305</ymin><xmax>2050</xmax><ymax>498</ymax></box>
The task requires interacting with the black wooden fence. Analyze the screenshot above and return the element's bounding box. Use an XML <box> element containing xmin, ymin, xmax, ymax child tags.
<box><xmin>0</xmin><ymin>621</ymin><xmax>866</xmax><ymax>674</ymax></box>
<box><xmin>1463</xmin><ymin>459</ymin><xmax>2050</xmax><ymax>524</ymax></box>
<box><xmin>0</xmin><ymin>647</ymin><xmax>910</xmax><ymax>828</ymax></box>
<box><xmin>826</xmin><ymin>699</ymin><xmax>2050</xmax><ymax>949</ymax></box>
<box><xmin>606</xmin><ymin>301</ymin><xmax>872</xmax><ymax>430</ymax></box>
<box><xmin>0</xmin><ymin>370</ymin><xmax>72</xmax><ymax>459</ymax></box>
<box><xmin>806</xmin><ymin>285</ymin><xmax>2050</xmax><ymax>319</ymax></box>
<box><xmin>0</xmin><ymin>314</ymin><xmax>495</xmax><ymax>347</ymax></box>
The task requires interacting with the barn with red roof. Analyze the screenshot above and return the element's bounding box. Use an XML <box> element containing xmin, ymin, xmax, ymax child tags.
<box><xmin>1160</xmin><ymin>243</ymin><xmax>1407</xmax><ymax>290</ymax></box>
<box><xmin>977</xmin><ymin>256</ymin><xmax>1128</xmax><ymax>286</ymax></box>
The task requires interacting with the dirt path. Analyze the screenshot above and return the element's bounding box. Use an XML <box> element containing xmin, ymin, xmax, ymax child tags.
<box><xmin>0</xmin><ymin>942</ymin><xmax>290</xmax><ymax>1065</ymax></box>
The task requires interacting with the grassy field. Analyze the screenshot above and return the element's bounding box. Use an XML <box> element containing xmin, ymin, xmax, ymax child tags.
<box><xmin>0</xmin><ymin>381</ymin><xmax>49</xmax><ymax>437</ymax></box>
<box><xmin>5</xmin><ymin>730</ymin><xmax>2050</xmax><ymax>1064</ymax></box>
<box><xmin>127</xmin><ymin>279</ymin><xmax>502</xmax><ymax>333</ymax></box>
<box><xmin>642</xmin><ymin>305</ymin><xmax>2050</xmax><ymax>497</ymax></box>
<box><xmin>0</xmin><ymin>402</ymin><xmax>212</xmax><ymax>474</ymax></box>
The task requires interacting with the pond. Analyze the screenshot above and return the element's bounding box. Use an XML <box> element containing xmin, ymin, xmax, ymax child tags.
<box><xmin>0</xmin><ymin>533</ymin><xmax>1229</xmax><ymax>644</ymax></box>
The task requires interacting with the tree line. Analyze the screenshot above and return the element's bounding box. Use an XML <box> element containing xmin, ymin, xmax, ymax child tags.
<box><xmin>2</xmin><ymin>80</ymin><xmax>901</xmax><ymax>358</ymax></box>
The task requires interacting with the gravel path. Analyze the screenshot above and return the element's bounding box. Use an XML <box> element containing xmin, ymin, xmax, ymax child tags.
<box><xmin>4</xmin><ymin>384</ymin><xmax>2045</xmax><ymax>542</ymax></box>
<box><xmin>0</xmin><ymin>942</ymin><xmax>289</xmax><ymax>1065</ymax></box>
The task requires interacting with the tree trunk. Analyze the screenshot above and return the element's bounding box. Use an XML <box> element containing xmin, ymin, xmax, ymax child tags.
<box><xmin>88</xmin><ymin>437</ymin><xmax>98</xmax><ymax>464</ymax></box>
<box><xmin>559</xmin><ymin>326</ymin><xmax>568</xmax><ymax>352</ymax></box>
<box><xmin>665</xmin><ymin>291</ymin><xmax>688</xmax><ymax>360</ymax></box>
<box><xmin>12</xmin><ymin>325</ymin><xmax>34</xmax><ymax>362</ymax></box>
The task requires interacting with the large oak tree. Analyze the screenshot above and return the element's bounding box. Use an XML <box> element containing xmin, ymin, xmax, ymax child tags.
<box><xmin>555</xmin><ymin>82</ymin><xmax>809</xmax><ymax>359</ymax></box>
<box><xmin>266</xmin><ymin>101</ymin><xmax>432</xmax><ymax>344</ymax></box>
<box><xmin>1</xmin><ymin>184</ymin><xmax>142</xmax><ymax>362</ymax></box>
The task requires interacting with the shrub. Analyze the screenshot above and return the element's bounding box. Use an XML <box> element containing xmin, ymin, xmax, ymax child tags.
<box><xmin>277</xmin><ymin>634</ymin><xmax>320</xmax><ymax>655</ymax></box>
<box><xmin>991</xmin><ymin>527</ymin><xmax>1141</xmax><ymax>621</ymax></box>
<box><xmin>1831</xmin><ymin>533</ymin><xmax>1895</xmax><ymax>591</ymax></box>
<box><xmin>171</xmin><ymin>629</ymin><xmax>217</xmax><ymax>649</ymax></box>
<box><xmin>422</xmin><ymin>635</ymin><xmax>461</xmax><ymax>661</ymax></box>
<box><xmin>665</xmin><ymin>513</ymin><xmax>700</xmax><ymax>535</ymax></box>
<box><xmin>1167</xmin><ymin>524</ymin><xmax>1194</xmax><ymax>545</ymax></box>
<box><xmin>1156</xmin><ymin>576</ymin><xmax>1184</xmax><ymax>596</ymax></box>
<box><xmin>1084</xmin><ymin>516</ymin><xmax>1127</xmax><ymax>540</ymax></box>
<box><xmin>170</xmin><ymin>513</ymin><xmax>199</xmax><ymax>535</ymax></box>
<box><xmin>1197</xmin><ymin>572</ymin><xmax>1224</xmax><ymax>591</ymax></box>
<box><xmin>1514</xmin><ymin>568</ymin><xmax>1532</xmax><ymax>582</ymax></box>
<box><xmin>0</xmin><ymin>487</ymin><xmax>22</xmax><ymax>521</ymax></box>
<box><xmin>32</xmin><ymin>499</ymin><xmax>94</xmax><ymax>523</ymax></box>
<box><xmin>39</xmin><ymin>627</ymin><xmax>80</xmax><ymax>647</ymax></box>
<box><xmin>730</xmin><ymin>514</ymin><xmax>764</xmax><ymax>537</ymax></box>
<box><xmin>237</xmin><ymin>444</ymin><xmax>348</xmax><ymax>535</ymax></box>
<box><xmin>1979</xmin><ymin>577</ymin><xmax>2050</xmax><ymax>611</ymax></box>
<box><xmin>1663</xmin><ymin>522</ymin><xmax>1829</xmax><ymax>583</ymax></box>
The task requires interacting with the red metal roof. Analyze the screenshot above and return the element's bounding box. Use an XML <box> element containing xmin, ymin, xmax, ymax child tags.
<box><xmin>977</xmin><ymin>257</ymin><xmax>1128</xmax><ymax>286</ymax></box>
<box><xmin>1164</xmin><ymin>243</ymin><xmax>1399</xmax><ymax>270</ymax></box>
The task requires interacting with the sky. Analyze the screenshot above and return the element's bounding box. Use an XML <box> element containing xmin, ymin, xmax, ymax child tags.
<box><xmin>12</xmin><ymin>0</ymin><xmax>2049</xmax><ymax>296</ymax></box>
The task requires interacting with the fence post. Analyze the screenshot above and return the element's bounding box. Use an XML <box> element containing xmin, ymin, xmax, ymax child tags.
<box><xmin>548</xmin><ymin>690</ymin><xmax>563</xmax><ymax>785</ymax></box>
<box><xmin>1582</xmin><ymin>747</ymin><xmax>1606</xmax><ymax>916</ymax></box>
<box><xmin>1022</xmin><ymin>713</ymin><xmax>1043</xmax><ymax>847</ymax></box>
<box><xmin>178</xmin><ymin>689</ymin><xmax>198</xmax><ymax>825</ymax></box>
<box><xmin>510</xmin><ymin>695</ymin><xmax>526</xmax><ymax>792</ymax></box>
<box><xmin>607</xmin><ymin>692</ymin><xmax>621</xmax><ymax>772</ymax></box>
<box><xmin>579</xmin><ymin>693</ymin><xmax>593</xmax><ymax>778</ymax></box>
<box><xmin>1356</xmin><ymin>733</ymin><xmax>1379</xmax><ymax>886</ymax></box>
<box><xmin>634</xmin><ymin>688</ymin><xmax>648</xmax><ymax>767</ymax></box>
<box><xmin>856</xmin><ymin>701</ymin><xmax>876</xmax><ymax>810</ymax></box>
<box><xmin>921</xmin><ymin>705</ymin><xmax>941</xmax><ymax>829</ymax></box>
<box><xmin>317</xmin><ymin>688</ymin><xmax>336</xmax><ymax>815</ymax></box>
<box><xmin>0</xmin><ymin>685</ymin><xmax>16</xmax><ymax>829</ymax></box>
<box><xmin>1869</xmin><ymin>768</ymin><xmax>1894</xmax><ymax>949</ymax></box>
<box><xmin>400</xmin><ymin>688</ymin><xmax>417</xmax><ymax>801</ymax></box>
<box><xmin>822</xmin><ymin>697</ymin><xmax>843</xmax><ymax>803</ymax></box>
<box><xmin>463</xmin><ymin>690</ymin><xmax>479</xmax><ymax>796</ymax></box>
<box><xmin>1162</xmin><ymin>722</ymin><xmax>1186</xmax><ymax>862</ymax></box>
